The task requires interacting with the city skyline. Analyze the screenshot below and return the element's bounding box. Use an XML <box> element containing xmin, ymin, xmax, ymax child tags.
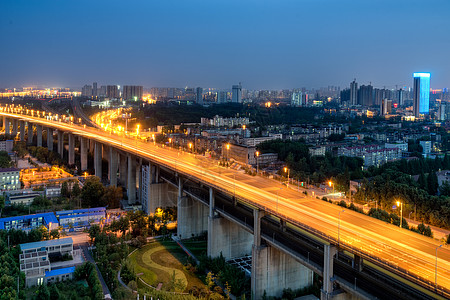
<box><xmin>1</xmin><ymin>0</ymin><xmax>450</xmax><ymax>89</ymax></box>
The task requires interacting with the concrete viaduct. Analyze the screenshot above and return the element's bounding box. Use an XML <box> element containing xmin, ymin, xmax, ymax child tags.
<box><xmin>1</xmin><ymin>113</ymin><xmax>448</xmax><ymax>300</ymax></box>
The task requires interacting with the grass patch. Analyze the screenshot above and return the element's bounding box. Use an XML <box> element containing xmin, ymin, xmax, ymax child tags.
<box><xmin>128</xmin><ymin>240</ymin><xmax>206</xmax><ymax>293</ymax></box>
<box><xmin>181</xmin><ymin>240</ymin><xmax>207</xmax><ymax>258</ymax></box>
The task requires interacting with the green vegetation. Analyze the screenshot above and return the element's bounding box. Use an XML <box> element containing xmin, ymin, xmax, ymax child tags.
<box><xmin>74</xmin><ymin>262</ymin><xmax>104</xmax><ymax>300</ymax></box>
<box><xmin>0</xmin><ymin>150</ymin><xmax>12</xmax><ymax>168</ymax></box>
<box><xmin>81</xmin><ymin>176</ymin><xmax>122</xmax><ymax>208</ymax></box>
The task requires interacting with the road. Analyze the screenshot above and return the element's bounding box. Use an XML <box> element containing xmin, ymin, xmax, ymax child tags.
<box><xmin>2</xmin><ymin>110</ymin><xmax>450</xmax><ymax>294</ymax></box>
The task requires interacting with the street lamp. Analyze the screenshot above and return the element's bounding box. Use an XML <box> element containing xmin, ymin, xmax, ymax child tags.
<box><xmin>284</xmin><ymin>167</ymin><xmax>290</xmax><ymax>187</ymax></box>
<box><xmin>226</xmin><ymin>143</ymin><xmax>230</xmax><ymax>163</ymax></box>
<box><xmin>189</xmin><ymin>142</ymin><xmax>193</xmax><ymax>153</ymax></box>
<box><xmin>338</xmin><ymin>209</ymin><xmax>345</xmax><ymax>248</ymax></box>
<box><xmin>329</xmin><ymin>181</ymin><xmax>334</xmax><ymax>196</ymax></box>
<box><xmin>255</xmin><ymin>151</ymin><xmax>260</xmax><ymax>174</ymax></box>
<box><xmin>396</xmin><ymin>201</ymin><xmax>403</xmax><ymax>228</ymax></box>
<box><xmin>436</xmin><ymin>244</ymin><xmax>443</xmax><ymax>289</ymax></box>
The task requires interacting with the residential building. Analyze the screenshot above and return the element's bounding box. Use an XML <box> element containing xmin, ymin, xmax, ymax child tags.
<box><xmin>309</xmin><ymin>146</ymin><xmax>326</xmax><ymax>157</ymax></box>
<box><xmin>358</xmin><ymin>84</ymin><xmax>373</xmax><ymax>106</ymax></box>
<box><xmin>106</xmin><ymin>85</ymin><xmax>120</xmax><ymax>99</ymax></box>
<box><xmin>291</xmin><ymin>90</ymin><xmax>302</xmax><ymax>107</ymax></box>
<box><xmin>243</xmin><ymin>134</ymin><xmax>282</xmax><ymax>147</ymax></box>
<box><xmin>92</xmin><ymin>82</ymin><xmax>97</xmax><ymax>97</ymax></box>
<box><xmin>122</xmin><ymin>85</ymin><xmax>143</xmax><ymax>101</ymax></box>
<box><xmin>5</xmin><ymin>189</ymin><xmax>44</xmax><ymax>206</ymax></box>
<box><xmin>223</xmin><ymin>143</ymin><xmax>257</xmax><ymax>165</ymax></box>
<box><xmin>385</xmin><ymin>142</ymin><xmax>408</xmax><ymax>154</ymax></box>
<box><xmin>419</xmin><ymin>140</ymin><xmax>432</xmax><ymax>157</ymax></box>
<box><xmin>256</xmin><ymin>153</ymin><xmax>278</xmax><ymax>166</ymax></box>
<box><xmin>0</xmin><ymin>140</ymin><xmax>14</xmax><ymax>152</ymax></box>
<box><xmin>413</xmin><ymin>72</ymin><xmax>431</xmax><ymax>117</ymax></box>
<box><xmin>217</xmin><ymin>91</ymin><xmax>228</xmax><ymax>103</ymax></box>
<box><xmin>201</xmin><ymin>115</ymin><xmax>250</xmax><ymax>128</ymax></box>
<box><xmin>81</xmin><ymin>85</ymin><xmax>92</xmax><ymax>97</ymax></box>
<box><xmin>0</xmin><ymin>167</ymin><xmax>20</xmax><ymax>191</ymax></box>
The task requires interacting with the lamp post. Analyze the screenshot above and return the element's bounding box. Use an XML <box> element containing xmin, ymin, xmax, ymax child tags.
<box><xmin>284</xmin><ymin>167</ymin><xmax>290</xmax><ymax>187</ymax></box>
<box><xmin>396</xmin><ymin>201</ymin><xmax>403</xmax><ymax>228</ymax></box>
<box><xmin>328</xmin><ymin>181</ymin><xmax>334</xmax><ymax>196</ymax></box>
<box><xmin>338</xmin><ymin>209</ymin><xmax>345</xmax><ymax>248</ymax></box>
<box><xmin>226</xmin><ymin>143</ymin><xmax>230</xmax><ymax>163</ymax></box>
<box><xmin>255</xmin><ymin>151</ymin><xmax>259</xmax><ymax>174</ymax></box>
<box><xmin>435</xmin><ymin>244</ymin><xmax>443</xmax><ymax>289</ymax></box>
<box><xmin>189</xmin><ymin>142</ymin><xmax>193</xmax><ymax>153</ymax></box>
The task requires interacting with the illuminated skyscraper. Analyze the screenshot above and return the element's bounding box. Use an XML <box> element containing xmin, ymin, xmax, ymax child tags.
<box><xmin>291</xmin><ymin>90</ymin><xmax>302</xmax><ymax>107</ymax></box>
<box><xmin>196</xmin><ymin>87</ymin><xmax>203</xmax><ymax>104</ymax></box>
<box><xmin>413</xmin><ymin>72</ymin><xmax>431</xmax><ymax>117</ymax></box>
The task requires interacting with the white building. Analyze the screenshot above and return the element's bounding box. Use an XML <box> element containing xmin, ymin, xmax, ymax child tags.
<box><xmin>309</xmin><ymin>146</ymin><xmax>326</xmax><ymax>157</ymax></box>
<box><xmin>0</xmin><ymin>140</ymin><xmax>14</xmax><ymax>152</ymax></box>
<box><xmin>243</xmin><ymin>134</ymin><xmax>283</xmax><ymax>147</ymax></box>
<box><xmin>0</xmin><ymin>167</ymin><xmax>20</xmax><ymax>191</ymax></box>
<box><xmin>419</xmin><ymin>140</ymin><xmax>431</xmax><ymax>157</ymax></box>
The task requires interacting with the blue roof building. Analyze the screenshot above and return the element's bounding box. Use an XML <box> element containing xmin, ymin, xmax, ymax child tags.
<box><xmin>0</xmin><ymin>212</ymin><xmax>58</xmax><ymax>231</ymax></box>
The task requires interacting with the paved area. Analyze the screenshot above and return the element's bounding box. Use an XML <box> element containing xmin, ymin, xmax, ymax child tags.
<box><xmin>80</xmin><ymin>243</ymin><xmax>111</xmax><ymax>297</ymax></box>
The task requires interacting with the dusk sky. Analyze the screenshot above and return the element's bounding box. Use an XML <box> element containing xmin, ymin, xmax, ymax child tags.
<box><xmin>1</xmin><ymin>0</ymin><xmax>449</xmax><ymax>90</ymax></box>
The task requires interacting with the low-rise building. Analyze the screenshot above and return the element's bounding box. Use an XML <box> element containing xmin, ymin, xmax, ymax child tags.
<box><xmin>56</xmin><ymin>207</ymin><xmax>106</xmax><ymax>229</ymax></box>
<box><xmin>223</xmin><ymin>143</ymin><xmax>257</xmax><ymax>165</ymax></box>
<box><xmin>243</xmin><ymin>133</ymin><xmax>282</xmax><ymax>147</ymax></box>
<box><xmin>19</xmin><ymin>238</ymin><xmax>75</xmax><ymax>287</ymax></box>
<box><xmin>5</xmin><ymin>189</ymin><xmax>44</xmax><ymax>206</ymax></box>
<box><xmin>0</xmin><ymin>167</ymin><xmax>20</xmax><ymax>191</ymax></box>
<box><xmin>0</xmin><ymin>140</ymin><xmax>14</xmax><ymax>152</ymax></box>
<box><xmin>309</xmin><ymin>146</ymin><xmax>326</xmax><ymax>157</ymax></box>
<box><xmin>256</xmin><ymin>153</ymin><xmax>278</xmax><ymax>166</ymax></box>
<box><xmin>0</xmin><ymin>212</ymin><xmax>58</xmax><ymax>231</ymax></box>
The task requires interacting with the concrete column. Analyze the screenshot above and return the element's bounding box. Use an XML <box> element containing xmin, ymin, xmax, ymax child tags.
<box><xmin>80</xmin><ymin>137</ymin><xmax>88</xmax><ymax>171</ymax></box>
<box><xmin>321</xmin><ymin>244</ymin><xmax>337</xmax><ymax>300</ymax></box>
<box><xmin>12</xmin><ymin>119</ymin><xmax>18</xmax><ymax>136</ymax></box>
<box><xmin>89</xmin><ymin>139</ymin><xmax>95</xmax><ymax>154</ymax></box>
<box><xmin>2</xmin><ymin>116</ymin><xmax>5</xmax><ymax>130</ymax></box>
<box><xmin>177</xmin><ymin>195</ymin><xmax>208</xmax><ymax>240</ymax></box>
<box><xmin>57</xmin><ymin>131</ymin><xmax>64</xmax><ymax>156</ymax></box>
<box><xmin>36</xmin><ymin>125</ymin><xmax>42</xmax><ymax>147</ymax></box>
<box><xmin>127</xmin><ymin>154</ymin><xmax>136</xmax><ymax>203</ymax></box>
<box><xmin>68</xmin><ymin>134</ymin><xmax>75</xmax><ymax>165</ymax></box>
<box><xmin>119</xmin><ymin>154</ymin><xmax>128</xmax><ymax>187</ymax></box>
<box><xmin>136</xmin><ymin>158</ymin><xmax>142</xmax><ymax>201</ymax></box>
<box><xmin>47</xmin><ymin>128</ymin><xmax>53</xmax><ymax>151</ymax></box>
<box><xmin>149</xmin><ymin>162</ymin><xmax>154</xmax><ymax>184</ymax></box>
<box><xmin>109</xmin><ymin>147</ymin><xmax>118</xmax><ymax>186</ymax></box>
<box><xmin>251</xmin><ymin>244</ymin><xmax>314</xmax><ymax>299</ymax></box>
<box><xmin>4</xmin><ymin>117</ymin><xmax>10</xmax><ymax>135</ymax></box>
<box><xmin>27</xmin><ymin>123</ymin><xmax>33</xmax><ymax>145</ymax></box>
<box><xmin>155</xmin><ymin>165</ymin><xmax>160</xmax><ymax>183</ymax></box>
<box><xmin>207</xmin><ymin>206</ymin><xmax>253</xmax><ymax>258</ymax></box>
<box><xmin>19</xmin><ymin>121</ymin><xmax>25</xmax><ymax>141</ymax></box>
<box><xmin>94</xmin><ymin>142</ymin><xmax>102</xmax><ymax>178</ymax></box>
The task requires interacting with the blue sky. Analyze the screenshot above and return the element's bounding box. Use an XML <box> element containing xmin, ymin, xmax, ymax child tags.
<box><xmin>1</xmin><ymin>0</ymin><xmax>449</xmax><ymax>89</ymax></box>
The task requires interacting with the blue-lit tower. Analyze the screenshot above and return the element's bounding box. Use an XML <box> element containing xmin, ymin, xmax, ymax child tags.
<box><xmin>413</xmin><ymin>72</ymin><xmax>431</xmax><ymax>117</ymax></box>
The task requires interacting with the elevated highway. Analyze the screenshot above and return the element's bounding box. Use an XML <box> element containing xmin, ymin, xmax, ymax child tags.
<box><xmin>1</xmin><ymin>108</ymin><xmax>450</xmax><ymax>299</ymax></box>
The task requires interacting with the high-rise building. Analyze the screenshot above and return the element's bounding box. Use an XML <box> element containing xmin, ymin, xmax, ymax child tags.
<box><xmin>380</xmin><ymin>99</ymin><xmax>392</xmax><ymax>116</ymax></box>
<box><xmin>92</xmin><ymin>82</ymin><xmax>97</xmax><ymax>97</ymax></box>
<box><xmin>99</xmin><ymin>85</ymin><xmax>107</xmax><ymax>97</ymax></box>
<box><xmin>438</xmin><ymin>102</ymin><xmax>446</xmax><ymax>121</ymax></box>
<box><xmin>196</xmin><ymin>87</ymin><xmax>203</xmax><ymax>104</ymax></box>
<box><xmin>413</xmin><ymin>72</ymin><xmax>431</xmax><ymax>117</ymax></box>
<box><xmin>350</xmin><ymin>79</ymin><xmax>358</xmax><ymax>106</ymax></box>
<box><xmin>291</xmin><ymin>90</ymin><xmax>302</xmax><ymax>107</ymax></box>
<box><xmin>398</xmin><ymin>88</ymin><xmax>404</xmax><ymax>106</ymax></box>
<box><xmin>81</xmin><ymin>85</ymin><xmax>92</xmax><ymax>97</ymax></box>
<box><xmin>217</xmin><ymin>91</ymin><xmax>227</xmax><ymax>104</ymax></box>
<box><xmin>232</xmin><ymin>83</ymin><xmax>242</xmax><ymax>103</ymax></box>
<box><xmin>123</xmin><ymin>85</ymin><xmax>143</xmax><ymax>101</ymax></box>
<box><xmin>358</xmin><ymin>84</ymin><xmax>373</xmax><ymax>106</ymax></box>
<box><xmin>106</xmin><ymin>85</ymin><xmax>120</xmax><ymax>99</ymax></box>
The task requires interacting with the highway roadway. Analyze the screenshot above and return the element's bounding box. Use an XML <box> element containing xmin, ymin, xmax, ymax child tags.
<box><xmin>2</xmin><ymin>110</ymin><xmax>450</xmax><ymax>295</ymax></box>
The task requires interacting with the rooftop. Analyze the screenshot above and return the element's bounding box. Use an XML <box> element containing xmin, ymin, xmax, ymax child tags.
<box><xmin>0</xmin><ymin>212</ymin><xmax>58</xmax><ymax>229</ymax></box>
<box><xmin>20</xmin><ymin>237</ymin><xmax>73</xmax><ymax>252</ymax></box>
<box><xmin>55</xmin><ymin>207</ymin><xmax>106</xmax><ymax>216</ymax></box>
<box><xmin>0</xmin><ymin>167</ymin><xmax>20</xmax><ymax>172</ymax></box>
<box><xmin>45</xmin><ymin>266</ymin><xmax>75</xmax><ymax>278</ymax></box>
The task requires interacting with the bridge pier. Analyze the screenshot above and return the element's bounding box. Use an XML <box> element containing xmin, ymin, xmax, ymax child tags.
<box><xmin>251</xmin><ymin>209</ymin><xmax>313</xmax><ymax>299</ymax></box>
<box><xmin>47</xmin><ymin>128</ymin><xmax>53</xmax><ymax>151</ymax></box>
<box><xmin>68</xmin><ymin>133</ymin><xmax>75</xmax><ymax>165</ymax></box>
<box><xmin>141</xmin><ymin>163</ymin><xmax>172</xmax><ymax>214</ymax></box>
<box><xmin>177</xmin><ymin>177</ymin><xmax>208</xmax><ymax>239</ymax></box>
<box><xmin>119</xmin><ymin>154</ymin><xmax>127</xmax><ymax>187</ymax></box>
<box><xmin>321</xmin><ymin>244</ymin><xmax>337</xmax><ymax>300</ymax></box>
<box><xmin>80</xmin><ymin>136</ymin><xmax>88</xmax><ymax>171</ymax></box>
<box><xmin>19</xmin><ymin>121</ymin><xmax>25</xmax><ymax>141</ymax></box>
<box><xmin>57</xmin><ymin>131</ymin><xmax>64</xmax><ymax>156</ymax></box>
<box><xmin>127</xmin><ymin>154</ymin><xmax>136</xmax><ymax>203</ymax></box>
<box><xmin>27</xmin><ymin>123</ymin><xmax>33</xmax><ymax>145</ymax></box>
<box><xmin>207</xmin><ymin>187</ymin><xmax>253</xmax><ymax>258</ymax></box>
<box><xmin>36</xmin><ymin>125</ymin><xmax>42</xmax><ymax>147</ymax></box>
<box><xmin>109</xmin><ymin>147</ymin><xmax>118</xmax><ymax>186</ymax></box>
<box><xmin>94</xmin><ymin>141</ymin><xmax>102</xmax><ymax>178</ymax></box>
<box><xmin>4</xmin><ymin>117</ymin><xmax>10</xmax><ymax>135</ymax></box>
<box><xmin>12</xmin><ymin>119</ymin><xmax>18</xmax><ymax>137</ymax></box>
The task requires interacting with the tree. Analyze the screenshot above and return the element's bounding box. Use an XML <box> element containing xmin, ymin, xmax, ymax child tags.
<box><xmin>439</xmin><ymin>181</ymin><xmax>450</xmax><ymax>196</ymax></box>
<box><xmin>88</xmin><ymin>224</ymin><xmax>101</xmax><ymax>243</ymax></box>
<box><xmin>101</xmin><ymin>186</ymin><xmax>122</xmax><ymax>208</ymax></box>
<box><xmin>0</xmin><ymin>151</ymin><xmax>11</xmax><ymax>168</ymax></box>
<box><xmin>61</xmin><ymin>181</ymin><xmax>70</xmax><ymax>198</ymax></box>
<box><xmin>36</xmin><ymin>283</ymin><xmax>50</xmax><ymax>300</ymax></box>
<box><xmin>71</xmin><ymin>183</ymin><xmax>81</xmax><ymax>198</ymax></box>
<box><xmin>0</xmin><ymin>195</ymin><xmax>5</xmax><ymax>217</ymax></box>
<box><xmin>427</xmin><ymin>171</ymin><xmax>439</xmax><ymax>195</ymax></box>
<box><xmin>50</xmin><ymin>229</ymin><xmax>60</xmax><ymax>239</ymax></box>
<box><xmin>81</xmin><ymin>176</ymin><xmax>106</xmax><ymax>207</ymax></box>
